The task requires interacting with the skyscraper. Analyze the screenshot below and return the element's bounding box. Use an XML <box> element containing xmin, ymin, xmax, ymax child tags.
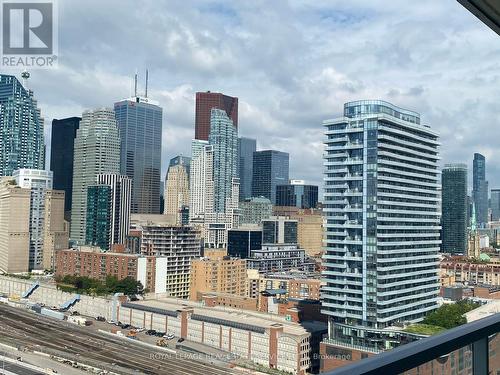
<box><xmin>85</xmin><ymin>184</ymin><xmax>112</xmax><ymax>250</ymax></box>
<box><xmin>164</xmin><ymin>155</ymin><xmax>190</xmax><ymax>223</ymax></box>
<box><xmin>322</xmin><ymin>100</ymin><xmax>440</xmax><ymax>352</ymax></box>
<box><xmin>50</xmin><ymin>117</ymin><xmax>81</xmax><ymax>216</ymax></box>
<box><xmin>0</xmin><ymin>177</ymin><xmax>31</xmax><ymax>273</ymax></box>
<box><xmin>14</xmin><ymin>169</ymin><xmax>52</xmax><ymax>270</ymax></box>
<box><xmin>276</xmin><ymin>180</ymin><xmax>319</xmax><ymax>209</ymax></box>
<box><xmin>209</xmin><ymin>109</ymin><xmax>238</xmax><ymax>213</ymax></box>
<box><xmin>472</xmin><ymin>153</ymin><xmax>488</xmax><ymax>227</ymax></box>
<box><xmin>238</xmin><ymin>137</ymin><xmax>256</xmax><ymax>200</ymax></box>
<box><xmin>491</xmin><ymin>189</ymin><xmax>500</xmax><ymax>221</ymax></box>
<box><xmin>195</xmin><ymin>91</ymin><xmax>238</xmax><ymax>140</ymax></box>
<box><xmin>70</xmin><ymin>109</ymin><xmax>120</xmax><ymax>244</ymax></box>
<box><xmin>114</xmin><ymin>96</ymin><xmax>162</xmax><ymax>214</ymax></box>
<box><xmin>96</xmin><ymin>173</ymin><xmax>132</xmax><ymax>247</ymax></box>
<box><xmin>252</xmin><ymin>150</ymin><xmax>289</xmax><ymax>204</ymax></box>
<box><xmin>0</xmin><ymin>74</ymin><xmax>45</xmax><ymax>176</ymax></box>
<box><xmin>189</xmin><ymin>140</ymin><xmax>211</xmax><ymax>222</ymax></box>
<box><xmin>441</xmin><ymin>164</ymin><xmax>468</xmax><ymax>254</ymax></box>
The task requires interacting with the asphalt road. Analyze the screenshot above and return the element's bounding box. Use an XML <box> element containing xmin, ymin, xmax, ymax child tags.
<box><xmin>0</xmin><ymin>303</ymin><xmax>240</xmax><ymax>375</ymax></box>
<box><xmin>0</xmin><ymin>360</ymin><xmax>44</xmax><ymax>375</ymax></box>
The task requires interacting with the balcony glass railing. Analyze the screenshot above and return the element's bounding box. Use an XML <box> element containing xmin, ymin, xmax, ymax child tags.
<box><xmin>324</xmin><ymin>313</ymin><xmax>500</xmax><ymax>375</ymax></box>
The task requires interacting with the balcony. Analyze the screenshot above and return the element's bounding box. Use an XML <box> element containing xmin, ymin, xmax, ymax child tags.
<box><xmin>324</xmin><ymin>313</ymin><xmax>500</xmax><ymax>375</ymax></box>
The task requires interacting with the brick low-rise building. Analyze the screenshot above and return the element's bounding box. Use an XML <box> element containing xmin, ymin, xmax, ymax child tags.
<box><xmin>189</xmin><ymin>249</ymin><xmax>247</xmax><ymax>300</ymax></box>
<box><xmin>440</xmin><ymin>255</ymin><xmax>500</xmax><ymax>285</ymax></box>
<box><xmin>55</xmin><ymin>247</ymin><xmax>167</xmax><ymax>293</ymax></box>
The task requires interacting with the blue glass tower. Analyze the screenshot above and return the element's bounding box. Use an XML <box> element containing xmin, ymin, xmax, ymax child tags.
<box><xmin>238</xmin><ymin>137</ymin><xmax>256</xmax><ymax>200</ymax></box>
<box><xmin>252</xmin><ymin>150</ymin><xmax>289</xmax><ymax>204</ymax></box>
<box><xmin>0</xmin><ymin>74</ymin><xmax>45</xmax><ymax>176</ymax></box>
<box><xmin>209</xmin><ymin>109</ymin><xmax>238</xmax><ymax>213</ymax></box>
<box><xmin>114</xmin><ymin>97</ymin><xmax>163</xmax><ymax>214</ymax></box>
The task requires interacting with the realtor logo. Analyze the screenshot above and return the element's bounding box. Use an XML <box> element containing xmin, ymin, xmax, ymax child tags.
<box><xmin>1</xmin><ymin>0</ymin><xmax>58</xmax><ymax>68</ymax></box>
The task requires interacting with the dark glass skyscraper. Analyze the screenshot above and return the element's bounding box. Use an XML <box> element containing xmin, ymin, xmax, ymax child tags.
<box><xmin>491</xmin><ymin>189</ymin><xmax>500</xmax><ymax>221</ymax></box>
<box><xmin>252</xmin><ymin>150</ymin><xmax>289</xmax><ymax>204</ymax></box>
<box><xmin>0</xmin><ymin>74</ymin><xmax>45</xmax><ymax>176</ymax></box>
<box><xmin>441</xmin><ymin>164</ymin><xmax>468</xmax><ymax>254</ymax></box>
<box><xmin>50</xmin><ymin>117</ymin><xmax>81</xmax><ymax>214</ymax></box>
<box><xmin>195</xmin><ymin>92</ymin><xmax>238</xmax><ymax>140</ymax></box>
<box><xmin>238</xmin><ymin>137</ymin><xmax>256</xmax><ymax>200</ymax></box>
<box><xmin>472</xmin><ymin>153</ymin><xmax>488</xmax><ymax>226</ymax></box>
<box><xmin>115</xmin><ymin>97</ymin><xmax>163</xmax><ymax>214</ymax></box>
<box><xmin>85</xmin><ymin>185</ymin><xmax>112</xmax><ymax>250</ymax></box>
<box><xmin>276</xmin><ymin>182</ymin><xmax>318</xmax><ymax>208</ymax></box>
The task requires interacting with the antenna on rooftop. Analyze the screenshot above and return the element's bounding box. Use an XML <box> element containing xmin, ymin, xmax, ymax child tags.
<box><xmin>145</xmin><ymin>69</ymin><xmax>149</xmax><ymax>98</ymax></box>
<box><xmin>134</xmin><ymin>71</ymin><xmax>138</xmax><ymax>97</ymax></box>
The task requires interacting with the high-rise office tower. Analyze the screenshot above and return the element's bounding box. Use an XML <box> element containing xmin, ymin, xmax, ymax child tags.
<box><xmin>491</xmin><ymin>189</ymin><xmax>500</xmax><ymax>221</ymax></box>
<box><xmin>85</xmin><ymin>173</ymin><xmax>131</xmax><ymax>250</ymax></box>
<box><xmin>189</xmin><ymin>140</ymin><xmax>211</xmax><ymax>221</ymax></box>
<box><xmin>50</xmin><ymin>117</ymin><xmax>81</xmax><ymax>216</ymax></box>
<box><xmin>238</xmin><ymin>137</ymin><xmax>256</xmax><ymax>200</ymax></box>
<box><xmin>276</xmin><ymin>180</ymin><xmax>319</xmax><ymax>209</ymax></box>
<box><xmin>70</xmin><ymin>109</ymin><xmax>120</xmax><ymax>244</ymax></box>
<box><xmin>472</xmin><ymin>153</ymin><xmax>488</xmax><ymax>227</ymax></box>
<box><xmin>441</xmin><ymin>164</ymin><xmax>468</xmax><ymax>254</ymax></box>
<box><xmin>164</xmin><ymin>156</ymin><xmax>190</xmax><ymax>223</ymax></box>
<box><xmin>115</xmin><ymin>93</ymin><xmax>162</xmax><ymax>214</ymax></box>
<box><xmin>42</xmin><ymin>189</ymin><xmax>68</xmax><ymax>270</ymax></box>
<box><xmin>189</xmin><ymin>110</ymin><xmax>240</xmax><ymax>248</ymax></box>
<box><xmin>252</xmin><ymin>150</ymin><xmax>289</xmax><ymax>204</ymax></box>
<box><xmin>195</xmin><ymin>91</ymin><xmax>238</xmax><ymax>140</ymax></box>
<box><xmin>0</xmin><ymin>74</ymin><xmax>45</xmax><ymax>176</ymax></box>
<box><xmin>209</xmin><ymin>109</ymin><xmax>238</xmax><ymax>213</ymax></box>
<box><xmin>14</xmin><ymin>169</ymin><xmax>52</xmax><ymax>270</ymax></box>
<box><xmin>322</xmin><ymin>100</ymin><xmax>440</xmax><ymax>352</ymax></box>
<box><xmin>0</xmin><ymin>177</ymin><xmax>31</xmax><ymax>273</ymax></box>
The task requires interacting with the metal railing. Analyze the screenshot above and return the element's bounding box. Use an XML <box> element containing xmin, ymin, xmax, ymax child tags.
<box><xmin>324</xmin><ymin>313</ymin><xmax>500</xmax><ymax>375</ymax></box>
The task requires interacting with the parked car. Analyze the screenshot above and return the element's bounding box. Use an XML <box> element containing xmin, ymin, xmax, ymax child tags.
<box><xmin>95</xmin><ymin>316</ymin><xmax>106</xmax><ymax>322</ymax></box>
<box><xmin>164</xmin><ymin>333</ymin><xmax>175</xmax><ymax>340</ymax></box>
<box><xmin>146</xmin><ymin>329</ymin><xmax>156</xmax><ymax>336</ymax></box>
<box><xmin>177</xmin><ymin>338</ymin><xmax>184</xmax><ymax>343</ymax></box>
<box><xmin>155</xmin><ymin>331</ymin><xmax>165</xmax><ymax>337</ymax></box>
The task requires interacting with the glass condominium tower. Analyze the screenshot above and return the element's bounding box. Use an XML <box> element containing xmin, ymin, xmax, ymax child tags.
<box><xmin>114</xmin><ymin>96</ymin><xmax>162</xmax><ymax>214</ymax></box>
<box><xmin>322</xmin><ymin>100</ymin><xmax>440</xmax><ymax>349</ymax></box>
<box><xmin>0</xmin><ymin>74</ymin><xmax>45</xmax><ymax>176</ymax></box>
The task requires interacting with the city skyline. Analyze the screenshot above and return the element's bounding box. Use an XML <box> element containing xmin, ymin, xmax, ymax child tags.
<box><xmin>15</xmin><ymin>0</ymin><xmax>500</xmax><ymax>193</ymax></box>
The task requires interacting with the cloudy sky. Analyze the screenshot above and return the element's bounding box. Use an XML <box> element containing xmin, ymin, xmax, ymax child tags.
<box><xmin>18</xmin><ymin>0</ymin><xmax>500</xmax><ymax>194</ymax></box>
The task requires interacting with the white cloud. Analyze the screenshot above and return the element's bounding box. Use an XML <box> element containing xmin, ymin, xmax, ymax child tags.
<box><xmin>21</xmin><ymin>0</ymin><xmax>500</xmax><ymax>195</ymax></box>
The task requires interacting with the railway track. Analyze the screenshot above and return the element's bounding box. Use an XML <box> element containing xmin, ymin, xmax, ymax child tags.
<box><xmin>0</xmin><ymin>304</ymin><xmax>239</xmax><ymax>375</ymax></box>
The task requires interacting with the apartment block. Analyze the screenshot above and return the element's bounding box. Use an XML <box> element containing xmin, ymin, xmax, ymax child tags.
<box><xmin>189</xmin><ymin>249</ymin><xmax>247</xmax><ymax>300</ymax></box>
<box><xmin>55</xmin><ymin>247</ymin><xmax>167</xmax><ymax>293</ymax></box>
<box><xmin>0</xmin><ymin>177</ymin><xmax>31</xmax><ymax>273</ymax></box>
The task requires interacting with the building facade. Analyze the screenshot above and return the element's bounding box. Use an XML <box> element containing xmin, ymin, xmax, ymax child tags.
<box><xmin>189</xmin><ymin>248</ymin><xmax>247</xmax><ymax>300</ymax></box>
<box><xmin>132</xmin><ymin>222</ymin><xmax>201</xmax><ymax>298</ymax></box>
<box><xmin>50</xmin><ymin>117</ymin><xmax>81</xmax><ymax>216</ymax></box>
<box><xmin>441</xmin><ymin>164</ymin><xmax>468</xmax><ymax>254</ymax></box>
<box><xmin>276</xmin><ymin>181</ymin><xmax>319</xmax><ymax>209</ymax></box>
<box><xmin>472</xmin><ymin>153</ymin><xmax>488</xmax><ymax>227</ymax></box>
<box><xmin>491</xmin><ymin>188</ymin><xmax>500</xmax><ymax>221</ymax></box>
<box><xmin>0</xmin><ymin>177</ymin><xmax>31</xmax><ymax>273</ymax></box>
<box><xmin>14</xmin><ymin>169</ymin><xmax>53</xmax><ymax>270</ymax></box>
<box><xmin>209</xmin><ymin>109</ymin><xmax>238</xmax><ymax>213</ymax></box>
<box><xmin>114</xmin><ymin>96</ymin><xmax>162</xmax><ymax>214</ymax></box>
<box><xmin>252</xmin><ymin>150</ymin><xmax>289</xmax><ymax>204</ymax></box>
<box><xmin>42</xmin><ymin>190</ymin><xmax>68</xmax><ymax>270</ymax></box>
<box><xmin>70</xmin><ymin>109</ymin><xmax>121</xmax><ymax>244</ymax></box>
<box><xmin>0</xmin><ymin>74</ymin><xmax>45</xmax><ymax>176</ymax></box>
<box><xmin>322</xmin><ymin>100</ymin><xmax>440</xmax><ymax>354</ymax></box>
<box><xmin>238</xmin><ymin>137</ymin><xmax>256</xmax><ymax>200</ymax></box>
<box><xmin>227</xmin><ymin>226</ymin><xmax>263</xmax><ymax>259</ymax></box>
<box><xmin>195</xmin><ymin>91</ymin><xmax>238</xmax><ymax>141</ymax></box>
<box><xmin>55</xmin><ymin>247</ymin><xmax>167</xmax><ymax>293</ymax></box>
<box><xmin>239</xmin><ymin>196</ymin><xmax>272</xmax><ymax>225</ymax></box>
<box><xmin>164</xmin><ymin>155</ymin><xmax>190</xmax><ymax>223</ymax></box>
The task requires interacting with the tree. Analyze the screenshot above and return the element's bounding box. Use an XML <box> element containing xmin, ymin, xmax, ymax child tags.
<box><xmin>423</xmin><ymin>301</ymin><xmax>480</xmax><ymax>329</ymax></box>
